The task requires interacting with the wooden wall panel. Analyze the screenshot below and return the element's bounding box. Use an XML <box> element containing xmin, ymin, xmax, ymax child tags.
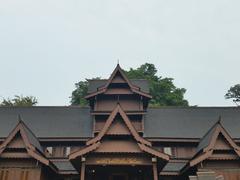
<box><xmin>7</xmin><ymin>134</ymin><xmax>25</xmax><ymax>149</ymax></box>
<box><xmin>95</xmin><ymin>119</ymin><xmax>143</xmax><ymax>132</ymax></box>
<box><xmin>95</xmin><ymin>96</ymin><xmax>142</xmax><ymax>111</ymax></box>
<box><xmin>0</xmin><ymin>168</ymin><xmax>41</xmax><ymax>180</ymax></box>
<box><xmin>201</xmin><ymin>160</ymin><xmax>240</xmax><ymax>169</ymax></box>
<box><xmin>175</xmin><ymin>147</ymin><xmax>196</xmax><ymax>158</ymax></box>
<box><xmin>198</xmin><ymin>160</ymin><xmax>240</xmax><ymax>180</ymax></box>
<box><xmin>0</xmin><ymin>159</ymin><xmax>36</xmax><ymax>168</ymax></box>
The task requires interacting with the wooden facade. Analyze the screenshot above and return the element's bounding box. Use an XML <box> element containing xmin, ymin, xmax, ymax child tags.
<box><xmin>0</xmin><ymin>64</ymin><xmax>240</xmax><ymax>180</ymax></box>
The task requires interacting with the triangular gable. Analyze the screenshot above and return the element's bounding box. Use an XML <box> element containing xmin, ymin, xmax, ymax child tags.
<box><xmin>86</xmin><ymin>104</ymin><xmax>151</xmax><ymax>146</ymax></box>
<box><xmin>214</xmin><ymin>134</ymin><xmax>233</xmax><ymax>150</ymax></box>
<box><xmin>0</xmin><ymin>119</ymin><xmax>53</xmax><ymax>168</ymax></box>
<box><xmin>106</xmin><ymin>117</ymin><xmax>131</xmax><ymax>135</ymax></box>
<box><xmin>69</xmin><ymin>104</ymin><xmax>169</xmax><ymax>161</ymax></box>
<box><xmin>100</xmin><ymin>64</ymin><xmax>138</xmax><ymax>90</ymax></box>
<box><xmin>189</xmin><ymin>119</ymin><xmax>240</xmax><ymax>167</ymax></box>
<box><xmin>85</xmin><ymin>64</ymin><xmax>152</xmax><ymax>99</ymax></box>
<box><xmin>5</xmin><ymin>132</ymin><xmax>26</xmax><ymax>149</ymax></box>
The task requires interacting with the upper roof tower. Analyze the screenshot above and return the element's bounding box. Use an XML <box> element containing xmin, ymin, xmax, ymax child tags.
<box><xmin>85</xmin><ymin>64</ymin><xmax>152</xmax><ymax>112</ymax></box>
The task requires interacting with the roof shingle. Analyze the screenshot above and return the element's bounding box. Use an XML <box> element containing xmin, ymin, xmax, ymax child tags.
<box><xmin>0</xmin><ymin>107</ymin><xmax>92</xmax><ymax>138</ymax></box>
<box><xmin>144</xmin><ymin>107</ymin><xmax>240</xmax><ymax>139</ymax></box>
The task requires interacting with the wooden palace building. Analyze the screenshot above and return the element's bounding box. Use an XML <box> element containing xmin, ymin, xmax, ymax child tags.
<box><xmin>0</xmin><ymin>64</ymin><xmax>240</xmax><ymax>180</ymax></box>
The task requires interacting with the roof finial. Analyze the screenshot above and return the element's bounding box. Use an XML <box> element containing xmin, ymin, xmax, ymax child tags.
<box><xmin>218</xmin><ymin>115</ymin><xmax>222</xmax><ymax>124</ymax></box>
<box><xmin>115</xmin><ymin>60</ymin><xmax>121</xmax><ymax>69</ymax></box>
<box><xmin>18</xmin><ymin>114</ymin><xmax>23</xmax><ymax>123</ymax></box>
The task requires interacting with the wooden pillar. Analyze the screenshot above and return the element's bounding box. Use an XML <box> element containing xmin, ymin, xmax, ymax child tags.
<box><xmin>153</xmin><ymin>163</ymin><xmax>158</xmax><ymax>180</ymax></box>
<box><xmin>80</xmin><ymin>162</ymin><xmax>85</xmax><ymax>180</ymax></box>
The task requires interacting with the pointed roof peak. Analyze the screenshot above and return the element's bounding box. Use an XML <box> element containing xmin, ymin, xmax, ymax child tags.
<box><xmin>209</xmin><ymin>116</ymin><xmax>224</xmax><ymax>131</ymax></box>
<box><xmin>0</xmin><ymin>116</ymin><xmax>50</xmax><ymax>165</ymax></box>
<box><xmin>16</xmin><ymin>115</ymin><xmax>31</xmax><ymax>132</ymax></box>
<box><xmin>69</xmin><ymin>104</ymin><xmax>169</xmax><ymax>162</ymax></box>
<box><xmin>206</xmin><ymin>116</ymin><xmax>223</xmax><ymax>134</ymax></box>
<box><xmin>18</xmin><ymin>114</ymin><xmax>23</xmax><ymax>123</ymax></box>
<box><xmin>196</xmin><ymin>116</ymin><xmax>239</xmax><ymax>154</ymax></box>
<box><xmin>0</xmin><ymin>117</ymin><xmax>57</xmax><ymax>171</ymax></box>
<box><xmin>85</xmin><ymin>63</ymin><xmax>152</xmax><ymax>99</ymax></box>
<box><xmin>217</xmin><ymin>115</ymin><xmax>222</xmax><ymax>124</ymax></box>
<box><xmin>2</xmin><ymin>115</ymin><xmax>44</xmax><ymax>153</ymax></box>
<box><xmin>189</xmin><ymin>116</ymin><xmax>240</xmax><ymax>167</ymax></box>
<box><xmin>86</xmin><ymin>104</ymin><xmax>151</xmax><ymax>146</ymax></box>
<box><xmin>116</xmin><ymin>61</ymin><xmax>121</xmax><ymax>67</ymax></box>
<box><xmin>17</xmin><ymin>115</ymin><xmax>31</xmax><ymax>130</ymax></box>
<box><xmin>114</xmin><ymin>63</ymin><xmax>123</xmax><ymax>72</ymax></box>
<box><xmin>116</xmin><ymin>102</ymin><xmax>122</xmax><ymax>109</ymax></box>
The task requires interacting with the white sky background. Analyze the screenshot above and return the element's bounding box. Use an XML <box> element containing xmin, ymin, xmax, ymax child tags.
<box><xmin>0</xmin><ymin>0</ymin><xmax>239</xmax><ymax>106</ymax></box>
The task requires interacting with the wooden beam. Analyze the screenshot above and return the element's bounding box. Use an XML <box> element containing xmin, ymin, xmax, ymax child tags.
<box><xmin>153</xmin><ymin>163</ymin><xmax>158</xmax><ymax>180</ymax></box>
<box><xmin>80</xmin><ymin>162</ymin><xmax>85</xmax><ymax>180</ymax></box>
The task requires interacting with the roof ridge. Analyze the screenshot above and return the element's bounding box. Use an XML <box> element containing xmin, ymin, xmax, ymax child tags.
<box><xmin>198</xmin><ymin>118</ymin><xmax>220</xmax><ymax>143</ymax></box>
<box><xmin>148</xmin><ymin>106</ymin><xmax>240</xmax><ymax>109</ymax></box>
<box><xmin>0</xmin><ymin>106</ymin><xmax>90</xmax><ymax>109</ymax></box>
<box><xmin>88</xmin><ymin>78</ymin><xmax>148</xmax><ymax>81</ymax></box>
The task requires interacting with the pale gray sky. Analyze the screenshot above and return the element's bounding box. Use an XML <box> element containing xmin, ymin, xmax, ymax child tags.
<box><xmin>0</xmin><ymin>0</ymin><xmax>239</xmax><ymax>106</ymax></box>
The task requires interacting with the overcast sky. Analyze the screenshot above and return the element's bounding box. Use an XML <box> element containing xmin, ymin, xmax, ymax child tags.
<box><xmin>0</xmin><ymin>0</ymin><xmax>239</xmax><ymax>106</ymax></box>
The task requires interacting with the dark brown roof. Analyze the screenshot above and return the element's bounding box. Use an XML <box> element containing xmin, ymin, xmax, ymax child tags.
<box><xmin>0</xmin><ymin>106</ymin><xmax>92</xmax><ymax>139</ymax></box>
<box><xmin>144</xmin><ymin>107</ymin><xmax>240</xmax><ymax>139</ymax></box>
<box><xmin>0</xmin><ymin>106</ymin><xmax>240</xmax><ymax>140</ymax></box>
<box><xmin>161</xmin><ymin>162</ymin><xmax>186</xmax><ymax>172</ymax></box>
<box><xmin>195</xmin><ymin>119</ymin><xmax>220</xmax><ymax>153</ymax></box>
<box><xmin>52</xmin><ymin>160</ymin><xmax>77</xmax><ymax>173</ymax></box>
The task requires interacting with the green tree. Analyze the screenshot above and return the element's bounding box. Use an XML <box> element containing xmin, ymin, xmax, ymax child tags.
<box><xmin>70</xmin><ymin>63</ymin><xmax>189</xmax><ymax>107</ymax></box>
<box><xmin>0</xmin><ymin>95</ymin><xmax>38</xmax><ymax>106</ymax></box>
<box><xmin>71</xmin><ymin>77</ymin><xmax>101</xmax><ymax>106</ymax></box>
<box><xmin>71</xmin><ymin>81</ymin><xmax>89</xmax><ymax>106</ymax></box>
<box><xmin>125</xmin><ymin>63</ymin><xmax>188</xmax><ymax>106</ymax></box>
<box><xmin>225</xmin><ymin>84</ymin><xmax>240</xmax><ymax>106</ymax></box>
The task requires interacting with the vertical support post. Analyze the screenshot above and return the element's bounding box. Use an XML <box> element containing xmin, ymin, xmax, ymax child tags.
<box><xmin>80</xmin><ymin>162</ymin><xmax>85</xmax><ymax>180</ymax></box>
<box><xmin>153</xmin><ymin>162</ymin><xmax>158</xmax><ymax>180</ymax></box>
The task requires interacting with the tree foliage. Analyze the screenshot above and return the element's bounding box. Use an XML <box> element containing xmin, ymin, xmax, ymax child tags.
<box><xmin>71</xmin><ymin>81</ymin><xmax>89</xmax><ymax>106</ymax></box>
<box><xmin>70</xmin><ymin>63</ymin><xmax>189</xmax><ymax>107</ymax></box>
<box><xmin>125</xmin><ymin>63</ymin><xmax>188</xmax><ymax>106</ymax></box>
<box><xmin>0</xmin><ymin>95</ymin><xmax>38</xmax><ymax>107</ymax></box>
<box><xmin>71</xmin><ymin>77</ymin><xmax>101</xmax><ymax>106</ymax></box>
<box><xmin>225</xmin><ymin>84</ymin><xmax>240</xmax><ymax>106</ymax></box>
